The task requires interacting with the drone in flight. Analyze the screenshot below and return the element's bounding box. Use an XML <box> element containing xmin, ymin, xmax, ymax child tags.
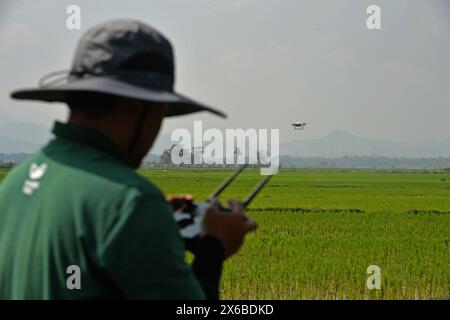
<box><xmin>291</xmin><ymin>122</ymin><xmax>308</xmax><ymax>130</ymax></box>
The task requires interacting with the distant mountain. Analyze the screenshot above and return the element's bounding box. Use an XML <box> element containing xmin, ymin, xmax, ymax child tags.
<box><xmin>0</xmin><ymin>153</ymin><xmax>31</xmax><ymax>163</ymax></box>
<box><xmin>0</xmin><ymin>122</ymin><xmax>51</xmax><ymax>145</ymax></box>
<box><xmin>0</xmin><ymin>110</ymin><xmax>17</xmax><ymax>126</ymax></box>
<box><xmin>0</xmin><ymin>118</ymin><xmax>171</xmax><ymax>155</ymax></box>
<box><xmin>0</xmin><ymin>120</ymin><xmax>51</xmax><ymax>153</ymax></box>
<box><xmin>0</xmin><ymin>136</ymin><xmax>40</xmax><ymax>153</ymax></box>
<box><xmin>280</xmin><ymin>130</ymin><xmax>450</xmax><ymax>158</ymax></box>
<box><xmin>0</xmin><ymin>117</ymin><xmax>449</xmax><ymax>159</ymax></box>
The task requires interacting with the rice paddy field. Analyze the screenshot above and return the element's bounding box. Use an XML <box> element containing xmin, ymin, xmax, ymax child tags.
<box><xmin>140</xmin><ymin>168</ymin><xmax>450</xmax><ymax>300</ymax></box>
<box><xmin>1</xmin><ymin>168</ymin><xmax>449</xmax><ymax>299</ymax></box>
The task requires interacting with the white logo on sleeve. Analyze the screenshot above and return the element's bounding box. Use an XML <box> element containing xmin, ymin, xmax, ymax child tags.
<box><xmin>22</xmin><ymin>163</ymin><xmax>48</xmax><ymax>196</ymax></box>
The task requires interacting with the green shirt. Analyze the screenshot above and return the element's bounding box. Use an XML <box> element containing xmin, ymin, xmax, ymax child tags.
<box><xmin>0</xmin><ymin>122</ymin><xmax>204</xmax><ymax>299</ymax></box>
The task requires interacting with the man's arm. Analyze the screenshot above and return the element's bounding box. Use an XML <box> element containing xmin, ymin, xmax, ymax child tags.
<box><xmin>190</xmin><ymin>235</ymin><xmax>225</xmax><ymax>300</ymax></box>
<box><xmin>168</xmin><ymin>197</ymin><xmax>258</xmax><ymax>300</ymax></box>
<box><xmin>167</xmin><ymin>195</ymin><xmax>226</xmax><ymax>299</ymax></box>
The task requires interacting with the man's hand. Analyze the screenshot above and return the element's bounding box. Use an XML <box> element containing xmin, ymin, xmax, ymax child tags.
<box><xmin>167</xmin><ymin>194</ymin><xmax>194</xmax><ymax>211</ymax></box>
<box><xmin>202</xmin><ymin>199</ymin><xmax>257</xmax><ymax>259</ymax></box>
<box><xmin>167</xmin><ymin>195</ymin><xmax>257</xmax><ymax>259</ymax></box>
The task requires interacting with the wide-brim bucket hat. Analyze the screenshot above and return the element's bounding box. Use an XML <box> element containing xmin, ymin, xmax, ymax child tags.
<box><xmin>10</xmin><ymin>19</ymin><xmax>226</xmax><ymax>118</ymax></box>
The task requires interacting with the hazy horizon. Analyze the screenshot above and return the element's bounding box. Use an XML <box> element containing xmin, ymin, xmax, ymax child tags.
<box><xmin>1</xmin><ymin>0</ymin><xmax>449</xmax><ymax>146</ymax></box>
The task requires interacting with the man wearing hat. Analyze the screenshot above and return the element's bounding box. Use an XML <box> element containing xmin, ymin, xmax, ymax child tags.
<box><xmin>0</xmin><ymin>19</ymin><xmax>257</xmax><ymax>299</ymax></box>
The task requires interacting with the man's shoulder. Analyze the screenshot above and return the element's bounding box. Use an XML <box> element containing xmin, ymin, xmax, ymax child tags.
<box><xmin>89</xmin><ymin>158</ymin><xmax>162</xmax><ymax>196</ymax></box>
<box><xmin>41</xmin><ymin>139</ymin><xmax>164</xmax><ymax>198</ymax></box>
<box><xmin>1</xmin><ymin>148</ymin><xmax>164</xmax><ymax>205</ymax></box>
<box><xmin>97</xmin><ymin>163</ymin><xmax>164</xmax><ymax>199</ymax></box>
<box><xmin>62</xmin><ymin>157</ymin><xmax>165</xmax><ymax>203</ymax></box>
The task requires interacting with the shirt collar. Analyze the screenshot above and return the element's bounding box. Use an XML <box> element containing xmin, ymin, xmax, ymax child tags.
<box><xmin>51</xmin><ymin>121</ymin><xmax>133</xmax><ymax>167</ymax></box>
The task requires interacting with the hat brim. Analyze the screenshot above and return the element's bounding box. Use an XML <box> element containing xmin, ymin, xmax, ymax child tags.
<box><xmin>10</xmin><ymin>76</ymin><xmax>226</xmax><ymax>118</ymax></box>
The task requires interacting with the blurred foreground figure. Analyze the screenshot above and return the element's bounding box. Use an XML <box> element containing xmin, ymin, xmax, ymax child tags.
<box><xmin>0</xmin><ymin>19</ymin><xmax>256</xmax><ymax>299</ymax></box>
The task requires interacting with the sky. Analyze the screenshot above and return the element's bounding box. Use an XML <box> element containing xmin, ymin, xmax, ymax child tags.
<box><xmin>0</xmin><ymin>0</ymin><xmax>449</xmax><ymax>144</ymax></box>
